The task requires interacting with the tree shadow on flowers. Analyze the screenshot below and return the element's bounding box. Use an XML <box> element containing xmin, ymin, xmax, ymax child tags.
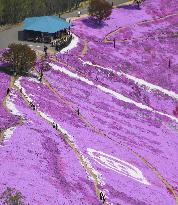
<box><xmin>119</xmin><ymin>4</ymin><xmax>139</xmax><ymax>10</ymax></box>
<box><xmin>82</xmin><ymin>17</ymin><xmax>107</xmax><ymax>29</ymax></box>
<box><xmin>0</xmin><ymin>65</ymin><xmax>14</xmax><ymax>76</ymax></box>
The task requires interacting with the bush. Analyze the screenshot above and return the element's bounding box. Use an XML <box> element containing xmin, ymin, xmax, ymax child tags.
<box><xmin>0</xmin><ymin>187</ymin><xmax>30</xmax><ymax>205</ymax></box>
<box><xmin>3</xmin><ymin>43</ymin><xmax>36</xmax><ymax>76</ymax></box>
<box><xmin>88</xmin><ymin>0</ymin><xmax>112</xmax><ymax>24</ymax></box>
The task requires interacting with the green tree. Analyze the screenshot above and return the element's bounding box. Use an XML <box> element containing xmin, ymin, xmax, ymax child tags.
<box><xmin>3</xmin><ymin>43</ymin><xmax>36</xmax><ymax>76</ymax></box>
<box><xmin>88</xmin><ymin>0</ymin><xmax>112</xmax><ymax>24</ymax></box>
<box><xmin>0</xmin><ymin>187</ymin><xmax>30</xmax><ymax>205</ymax></box>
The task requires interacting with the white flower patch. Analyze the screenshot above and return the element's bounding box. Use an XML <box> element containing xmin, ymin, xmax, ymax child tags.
<box><xmin>28</xmin><ymin>77</ymin><xmax>41</xmax><ymax>84</ymax></box>
<box><xmin>87</xmin><ymin>148</ymin><xmax>150</xmax><ymax>185</ymax></box>
<box><xmin>79</xmin><ymin>58</ymin><xmax>112</xmax><ymax>71</ymax></box>
<box><xmin>97</xmin><ymin>85</ymin><xmax>178</xmax><ymax>123</ymax></box>
<box><xmin>3</xmin><ymin>126</ymin><xmax>16</xmax><ymax>141</ymax></box>
<box><xmin>60</xmin><ymin>34</ymin><xmax>79</xmax><ymax>54</ymax></box>
<box><xmin>6</xmin><ymin>96</ymin><xmax>21</xmax><ymax>116</ymax></box>
<box><xmin>14</xmin><ymin>78</ymin><xmax>33</xmax><ymax>102</ymax></box>
<box><xmin>80</xmin><ymin>153</ymin><xmax>110</xmax><ymax>202</ymax></box>
<box><xmin>79</xmin><ymin>59</ymin><xmax>178</xmax><ymax>100</ymax></box>
<box><xmin>50</xmin><ymin>63</ymin><xmax>94</xmax><ymax>86</ymax></box>
<box><xmin>38</xmin><ymin>111</ymin><xmax>75</xmax><ymax>143</ymax></box>
<box><xmin>80</xmin><ymin>155</ymin><xmax>105</xmax><ymax>186</ymax></box>
<box><xmin>50</xmin><ymin>63</ymin><xmax>178</xmax><ymax>123</ymax></box>
<box><xmin>117</xmin><ymin>71</ymin><xmax>178</xmax><ymax>100</ymax></box>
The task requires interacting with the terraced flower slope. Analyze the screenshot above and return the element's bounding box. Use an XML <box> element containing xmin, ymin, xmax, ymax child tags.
<box><xmin>0</xmin><ymin>0</ymin><xmax>178</xmax><ymax>204</ymax></box>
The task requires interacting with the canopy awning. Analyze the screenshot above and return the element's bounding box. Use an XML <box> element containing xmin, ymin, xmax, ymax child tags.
<box><xmin>23</xmin><ymin>16</ymin><xmax>71</xmax><ymax>33</ymax></box>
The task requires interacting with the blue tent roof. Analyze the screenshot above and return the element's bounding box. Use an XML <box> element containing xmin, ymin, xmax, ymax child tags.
<box><xmin>23</xmin><ymin>16</ymin><xmax>71</xmax><ymax>33</ymax></box>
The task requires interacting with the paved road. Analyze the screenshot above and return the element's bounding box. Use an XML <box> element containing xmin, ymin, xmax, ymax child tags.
<box><xmin>61</xmin><ymin>0</ymin><xmax>131</xmax><ymax>18</ymax></box>
<box><xmin>0</xmin><ymin>0</ymin><xmax>130</xmax><ymax>49</ymax></box>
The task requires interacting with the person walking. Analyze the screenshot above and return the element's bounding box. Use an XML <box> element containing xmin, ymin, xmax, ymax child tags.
<box><xmin>32</xmin><ymin>104</ymin><xmax>36</xmax><ymax>111</ymax></box>
<box><xmin>169</xmin><ymin>59</ymin><xmax>171</xmax><ymax>68</ymax></box>
<box><xmin>77</xmin><ymin>108</ymin><xmax>80</xmax><ymax>116</ymax></box>
<box><xmin>100</xmin><ymin>192</ymin><xmax>106</xmax><ymax>203</ymax></box>
<box><xmin>39</xmin><ymin>71</ymin><xmax>43</xmax><ymax>82</ymax></box>
<box><xmin>44</xmin><ymin>45</ymin><xmax>48</xmax><ymax>56</ymax></box>
<box><xmin>6</xmin><ymin>88</ymin><xmax>10</xmax><ymax>95</ymax></box>
<box><xmin>113</xmin><ymin>38</ymin><xmax>116</xmax><ymax>48</ymax></box>
<box><xmin>77</xmin><ymin>10</ymin><xmax>81</xmax><ymax>17</ymax></box>
<box><xmin>100</xmin><ymin>192</ymin><xmax>103</xmax><ymax>201</ymax></box>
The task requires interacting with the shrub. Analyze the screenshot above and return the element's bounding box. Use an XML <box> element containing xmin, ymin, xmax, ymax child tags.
<box><xmin>3</xmin><ymin>43</ymin><xmax>36</xmax><ymax>76</ymax></box>
<box><xmin>0</xmin><ymin>187</ymin><xmax>30</xmax><ymax>205</ymax></box>
<box><xmin>88</xmin><ymin>0</ymin><xmax>112</xmax><ymax>24</ymax></box>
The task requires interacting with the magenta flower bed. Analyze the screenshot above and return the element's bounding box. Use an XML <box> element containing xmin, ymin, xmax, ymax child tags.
<box><xmin>0</xmin><ymin>0</ymin><xmax>178</xmax><ymax>204</ymax></box>
<box><xmin>0</xmin><ymin>89</ymin><xmax>102</xmax><ymax>205</ymax></box>
<box><xmin>69</xmin><ymin>1</ymin><xmax>178</xmax><ymax>93</ymax></box>
<box><xmin>51</xmin><ymin>56</ymin><xmax>177</xmax><ymax>117</ymax></box>
<box><xmin>42</xmin><ymin>64</ymin><xmax>178</xmax><ymax>204</ymax></box>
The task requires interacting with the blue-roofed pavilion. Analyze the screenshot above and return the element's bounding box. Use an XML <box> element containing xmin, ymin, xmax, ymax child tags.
<box><xmin>23</xmin><ymin>16</ymin><xmax>71</xmax><ymax>33</ymax></box>
<box><xmin>21</xmin><ymin>16</ymin><xmax>72</xmax><ymax>44</ymax></box>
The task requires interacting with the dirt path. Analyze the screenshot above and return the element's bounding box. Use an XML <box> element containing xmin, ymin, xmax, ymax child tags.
<box><xmin>104</xmin><ymin>12</ymin><xmax>178</xmax><ymax>43</ymax></box>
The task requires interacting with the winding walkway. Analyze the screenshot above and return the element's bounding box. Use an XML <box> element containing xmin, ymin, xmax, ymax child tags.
<box><xmin>104</xmin><ymin>12</ymin><xmax>178</xmax><ymax>43</ymax></box>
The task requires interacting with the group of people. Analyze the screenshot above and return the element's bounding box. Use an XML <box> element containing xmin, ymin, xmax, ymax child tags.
<box><xmin>52</xmin><ymin>122</ymin><xmax>58</xmax><ymax>130</ymax></box>
<box><xmin>51</xmin><ymin>34</ymin><xmax>73</xmax><ymax>51</ymax></box>
<box><xmin>29</xmin><ymin>102</ymin><xmax>36</xmax><ymax>111</ymax></box>
<box><xmin>100</xmin><ymin>192</ymin><xmax>106</xmax><ymax>203</ymax></box>
<box><xmin>33</xmin><ymin>36</ymin><xmax>51</xmax><ymax>44</ymax></box>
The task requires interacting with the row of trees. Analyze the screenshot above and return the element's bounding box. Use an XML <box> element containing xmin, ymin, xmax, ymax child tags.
<box><xmin>0</xmin><ymin>0</ymin><xmax>86</xmax><ymax>25</ymax></box>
